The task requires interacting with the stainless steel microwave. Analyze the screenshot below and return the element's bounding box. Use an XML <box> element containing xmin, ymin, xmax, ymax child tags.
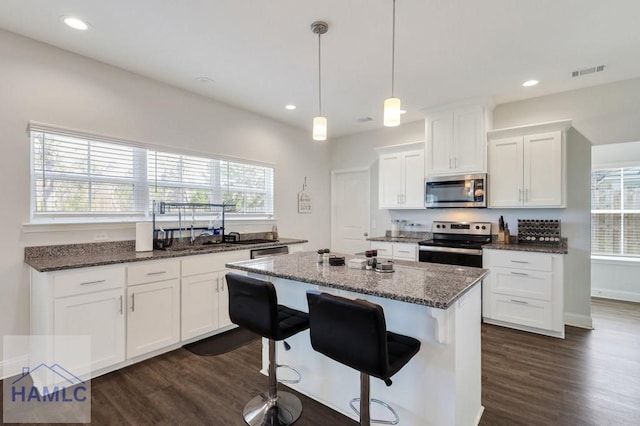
<box><xmin>425</xmin><ymin>174</ymin><xmax>487</xmax><ymax>208</ymax></box>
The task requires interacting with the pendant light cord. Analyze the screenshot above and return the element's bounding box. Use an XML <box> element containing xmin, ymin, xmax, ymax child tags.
<box><xmin>318</xmin><ymin>32</ymin><xmax>322</xmax><ymax>116</ymax></box>
<box><xmin>391</xmin><ymin>0</ymin><xmax>396</xmax><ymax>97</ymax></box>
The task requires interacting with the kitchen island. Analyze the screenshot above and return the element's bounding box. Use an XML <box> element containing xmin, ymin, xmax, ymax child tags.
<box><xmin>226</xmin><ymin>252</ymin><xmax>489</xmax><ymax>426</ymax></box>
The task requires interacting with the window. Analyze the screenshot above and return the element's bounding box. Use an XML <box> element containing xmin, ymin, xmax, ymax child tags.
<box><xmin>591</xmin><ymin>167</ymin><xmax>640</xmax><ymax>257</ymax></box>
<box><xmin>30</xmin><ymin>123</ymin><xmax>275</xmax><ymax>221</ymax></box>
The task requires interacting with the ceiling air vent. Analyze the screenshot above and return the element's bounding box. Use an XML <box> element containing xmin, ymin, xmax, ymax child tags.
<box><xmin>357</xmin><ymin>117</ymin><xmax>374</xmax><ymax>123</ymax></box>
<box><xmin>572</xmin><ymin>65</ymin><xmax>606</xmax><ymax>78</ymax></box>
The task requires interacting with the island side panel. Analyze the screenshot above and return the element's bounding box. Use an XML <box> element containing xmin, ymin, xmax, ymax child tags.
<box><xmin>251</xmin><ymin>273</ymin><xmax>483</xmax><ymax>426</ymax></box>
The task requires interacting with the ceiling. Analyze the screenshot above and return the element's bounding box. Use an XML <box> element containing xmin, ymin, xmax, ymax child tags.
<box><xmin>1</xmin><ymin>0</ymin><xmax>640</xmax><ymax>139</ymax></box>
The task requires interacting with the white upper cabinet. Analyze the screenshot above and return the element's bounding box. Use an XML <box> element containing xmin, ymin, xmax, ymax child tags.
<box><xmin>425</xmin><ymin>101</ymin><xmax>493</xmax><ymax>177</ymax></box>
<box><xmin>488</xmin><ymin>120</ymin><xmax>570</xmax><ymax>208</ymax></box>
<box><xmin>376</xmin><ymin>142</ymin><xmax>425</xmax><ymax>209</ymax></box>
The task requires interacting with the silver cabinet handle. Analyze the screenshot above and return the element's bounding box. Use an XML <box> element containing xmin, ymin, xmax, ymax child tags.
<box><xmin>146</xmin><ymin>271</ymin><xmax>166</xmax><ymax>276</ymax></box>
<box><xmin>216</xmin><ymin>276</ymin><xmax>219</xmax><ymax>293</ymax></box>
<box><xmin>119</xmin><ymin>295</ymin><xmax>123</xmax><ymax>315</ymax></box>
<box><xmin>220</xmin><ymin>276</ymin><xmax>225</xmax><ymax>292</ymax></box>
<box><xmin>454</xmin><ymin>157</ymin><xmax>457</xmax><ymax>168</ymax></box>
<box><xmin>525</xmin><ymin>188</ymin><xmax>529</xmax><ymax>201</ymax></box>
<box><xmin>510</xmin><ymin>272</ymin><xmax>529</xmax><ymax>276</ymax></box>
<box><xmin>511</xmin><ymin>260</ymin><xmax>529</xmax><ymax>264</ymax></box>
<box><xmin>518</xmin><ymin>188</ymin><xmax>522</xmax><ymax>201</ymax></box>
<box><xmin>397</xmin><ymin>250</ymin><xmax>410</xmax><ymax>254</ymax></box>
<box><xmin>80</xmin><ymin>279</ymin><xmax>106</xmax><ymax>286</ymax></box>
<box><xmin>449</xmin><ymin>158</ymin><xmax>452</xmax><ymax>169</ymax></box>
<box><xmin>363</xmin><ymin>232</ymin><xmax>368</xmax><ymax>237</ymax></box>
<box><xmin>131</xmin><ymin>293</ymin><xmax>135</xmax><ymax>312</ymax></box>
<box><xmin>510</xmin><ymin>299</ymin><xmax>529</xmax><ymax>305</ymax></box>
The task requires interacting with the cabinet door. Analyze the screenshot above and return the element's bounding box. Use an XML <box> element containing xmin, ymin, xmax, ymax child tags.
<box><xmin>378</xmin><ymin>153</ymin><xmax>404</xmax><ymax>208</ymax></box>
<box><xmin>370</xmin><ymin>241</ymin><xmax>393</xmax><ymax>259</ymax></box>
<box><xmin>488</xmin><ymin>137</ymin><xmax>523</xmax><ymax>207</ymax></box>
<box><xmin>425</xmin><ymin>111</ymin><xmax>454</xmax><ymax>175</ymax></box>
<box><xmin>218</xmin><ymin>271</ymin><xmax>233</xmax><ymax>328</ymax></box>
<box><xmin>127</xmin><ymin>279</ymin><xmax>180</xmax><ymax>358</ymax></box>
<box><xmin>54</xmin><ymin>288</ymin><xmax>125</xmax><ymax>372</ymax></box>
<box><xmin>402</xmin><ymin>150</ymin><xmax>425</xmax><ymax>208</ymax></box>
<box><xmin>453</xmin><ymin>105</ymin><xmax>485</xmax><ymax>173</ymax></box>
<box><xmin>392</xmin><ymin>243</ymin><xmax>417</xmax><ymax>261</ymax></box>
<box><xmin>181</xmin><ymin>273</ymin><xmax>219</xmax><ymax>340</ymax></box>
<box><xmin>523</xmin><ymin>131</ymin><xmax>563</xmax><ymax>207</ymax></box>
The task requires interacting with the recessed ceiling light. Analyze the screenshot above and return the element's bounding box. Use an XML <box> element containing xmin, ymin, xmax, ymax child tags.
<box><xmin>400</xmin><ymin>110</ymin><xmax>407</xmax><ymax>115</ymax></box>
<box><xmin>195</xmin><ymin>77</ymin><xmax>214</xmax><ymax>84</ymax></box>
<box><xmin>522</xmin><ymin>80</ymin><xmax>539</xmax><ymax>87</ymax></box>
<box><xmin>285</xmin><ymin>104</ymin><xmax>297</xmax><ymax>110</ymax></box>
<box><xmin>63</xmin><ymin>17</ymin><xmax>89</xmax><ymax>30</ymax></box>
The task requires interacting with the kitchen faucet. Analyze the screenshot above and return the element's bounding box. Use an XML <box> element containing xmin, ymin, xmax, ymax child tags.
<box><xmin>227</xmin><ymin>232</ymin><xmax>240</xmax><ymax>242</ymax></box>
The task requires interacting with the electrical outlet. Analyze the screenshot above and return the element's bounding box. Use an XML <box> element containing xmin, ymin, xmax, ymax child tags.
<box><xmin>93</xmin><ymin>232</ymin><xmax>109</xmax><ymax>241</ymax></box>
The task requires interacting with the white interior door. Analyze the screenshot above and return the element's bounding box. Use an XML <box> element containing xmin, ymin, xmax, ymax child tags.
<box><xmin>331</xmin><ymin>168</ymin><xmax>370</xmax><ymax>255</ymax></box>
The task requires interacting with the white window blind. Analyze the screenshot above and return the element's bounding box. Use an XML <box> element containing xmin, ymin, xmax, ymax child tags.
<box><xmin>32</xmin><ymin>131</ymin><xmax>144</xmax><ymax>216</ymax></box>
<box><xmin>591</xmin><ymin>167</ymin><xmax>640</xmax><ymax>257</ymax></box>
<box><xmin>30</xmin><ymin>124</ymin><xmax>275</xmax><ymax>221</ymax></box>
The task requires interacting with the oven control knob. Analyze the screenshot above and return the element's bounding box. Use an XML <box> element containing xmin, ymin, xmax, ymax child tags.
<box><xmin>475</xmin><ymin>225</ymin><xmax>480</xmax><ymax>230</ymax></box>
<box><xmin>436</xmin><ymin>224</ymin><xmax>440</xmax><ymax>229</ymax></box>
<box><xmin>481</xmin><ymin>225</ymin><xmax>486</xmax><ymax>230</ymax></box>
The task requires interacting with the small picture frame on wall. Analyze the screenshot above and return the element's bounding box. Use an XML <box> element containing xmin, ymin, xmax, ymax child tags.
<box><xmin>298</xmin><ymin>190</ymin><xmax>312</xmax><ymax>213</ymax></box>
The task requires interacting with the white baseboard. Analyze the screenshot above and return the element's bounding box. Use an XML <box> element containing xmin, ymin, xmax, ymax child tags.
<box><xmin>564</xmin><ymin>312</ymin><xmax>593</xmax><ymax>329</ymax></box>
<box><xmin>591</xmin><ymin>288</ymin><xmax>640</xmax><ymax>303</ymax></box>
<box><xmin>0</xmin><ymin>354</ymin><xmax>29</xmax><ymax>381</ymax></box>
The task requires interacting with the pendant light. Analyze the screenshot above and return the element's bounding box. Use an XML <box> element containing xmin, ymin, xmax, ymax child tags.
<box><xmin>311</xmin><ymin>21</ymin><xmax>328</xmax><ymax>141</ymax></box>
<box><xmin>384</xmin><ymin>0</ymin><xmax>401</xmax><ymax>127</ymax></box>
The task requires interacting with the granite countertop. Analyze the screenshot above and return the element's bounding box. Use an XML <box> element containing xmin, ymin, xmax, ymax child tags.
<box><xmin>25</xmin><ymin>238</ymin><xmax>308</xmax><ymax>272</ymax></box>
<box><xmin>483</xmin><ymin>238</ymin><xmax>568</xmax><ymax>254</ymax></box>
<box><xmin>226</xmin><ymin>251</ymin><xmax>488</xmax><ymax>309</ymax></box>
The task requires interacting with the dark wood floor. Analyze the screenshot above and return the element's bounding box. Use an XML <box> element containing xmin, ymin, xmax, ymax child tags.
<box><xmin>2</xmin><ymin>298</ymin><xmax>639</xmax><ymax>425</ymax></box>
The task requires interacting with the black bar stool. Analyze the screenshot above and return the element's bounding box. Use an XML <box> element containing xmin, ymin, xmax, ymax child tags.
<box><xmin>226</xmin><ymin>273</ymin><xmax>309</xmax><ymax>426</ymax></box>
<box><xmin>306</xmin><ymin>291</ymin><xmax>421</xmax><ymax>425</ymax></box>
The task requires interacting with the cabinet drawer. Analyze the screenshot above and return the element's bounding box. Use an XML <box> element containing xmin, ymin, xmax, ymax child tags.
<box><xmin>182</xmin><ymin>250</ymin><xmax>249</xmax><ymax>277</ymax></box>
<box><xmin>488</xmin><ymin>294</ymin><xmax>553</xmax><ymax>330</ymax></box>
<box><xmin>490</xmin><ymin>267</ymin><xmax>552</xmax><ymax>301</ymax></box>
<box><xmin>54</xmin><ymin>265</ymin><xmax>125</xmax><ymax>298</ymax></box>
<box><xmin>393</xmin><ymin>243</ymin><xmax>417</xmax><ymax>261</ymax></box>
<box><xmin>485</xmin><ymin>250</ymin><xmax>552</xmax><ymax>272</ymax></box>
<box><xmin>127</xmin><ymin>259</ymin><xmax>180</xmax><ymax>286</ymax></box>
<box><xmin>370</xmin><ymin>242</ymin><xmax>393</xmax><ymax>259</ymax></box>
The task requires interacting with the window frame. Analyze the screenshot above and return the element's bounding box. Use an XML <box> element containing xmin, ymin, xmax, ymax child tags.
<box><xmin>591</xmin><ymin>165</ymin><xmax>640</xmax><ymax>259</ymax></box>
<box><xmin>28</xmin><ymin>121</ymin><xmax>276</xmax><ymax>224</ymax></box>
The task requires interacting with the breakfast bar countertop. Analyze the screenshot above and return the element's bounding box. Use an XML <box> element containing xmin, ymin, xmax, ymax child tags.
<box><xmin>226</xmin><ymin>251</ymin><xmax>488</xmax><ymax>309</ymax></box>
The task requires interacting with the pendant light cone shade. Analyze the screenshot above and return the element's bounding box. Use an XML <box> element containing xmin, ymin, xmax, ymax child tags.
<box><xmin>313</xmin><ymin>116</ymin><xmax>327</xmax><ymax>141</ymax></box>
<box><xmin>384</xmin><ymin>0</ymin><xmax>401</xmax><ymax>127</ymax></box>
<box><xmin>384</xmin><ymin>97</ymin><xmax>401</xmax><ymax>127</ymax></box>
<box><xmin>311</xmin><ymin>21</ymin><xmax>329</xmax><ymax>141</ymax></box>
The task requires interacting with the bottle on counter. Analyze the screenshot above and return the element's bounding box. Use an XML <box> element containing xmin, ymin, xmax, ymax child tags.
<box><xmin>317</xmin><ymin>249</ymin><xmax>324</xmax><ymax>263</ymax></box>
<box><xmin>323</xmin><ymin>249</ymin><xmax>331</xmax><ymax>262</ymax></box>
<box><xmin>365</xmin><ymin>250</ymin><xmax>373</xmax><ymax>269</ymax></box>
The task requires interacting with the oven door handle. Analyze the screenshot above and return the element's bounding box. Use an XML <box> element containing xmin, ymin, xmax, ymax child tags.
<box><xmin>419</xmin><ymin>245</ymin><xmax>483</xmax><ymax>256</ymax></box>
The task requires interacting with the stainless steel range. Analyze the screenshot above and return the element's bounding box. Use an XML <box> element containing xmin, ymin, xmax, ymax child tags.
<box><xmin>418</xmin><ymin>221</ymin><xmax>492</xmax><ymax>267</ymax></box>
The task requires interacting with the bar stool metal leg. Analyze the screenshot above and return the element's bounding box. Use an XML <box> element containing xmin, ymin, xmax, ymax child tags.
<box><xmin>349</xmin><ymin>373</ymin><xmax>400</xmax><ymax>426</ymax></box>
<box><xmin>242</xmin><ymin>339</ymin><xmax>303</xmax><ymax>426</ymax></box>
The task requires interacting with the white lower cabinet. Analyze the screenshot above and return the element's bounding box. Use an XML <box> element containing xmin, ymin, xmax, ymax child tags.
<box><xmin>369</xmin><ymin>241</ymin><xmax>417</xmax><ymax>261</ymax></box>
<box><xmin>125</xmin><ymin>259</ymin><xmax>182</xmax><ymax>359</ymax></box>
<box><xmin>482</xmin><ymin>249</ymin><xmax>564</xmax><ymax>338</ymax></box>
<box><xmin>181</xmin><ymin>250</ymin><xmax>249</xmax><ymax>340</ymax></box>
<box><xmin>31</xmin><ymin>264</ymin><xmax>127</xmax><ymax>376</ymax></box>
<box><xmin>54</xmin><ymin>288</ymin><xmax>126</xmax><ymax>372</ymax></box>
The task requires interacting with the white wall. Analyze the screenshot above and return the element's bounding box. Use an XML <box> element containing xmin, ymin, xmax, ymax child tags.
<box><xmin>591</xmin><ymin>140</ymin><xmax>640</xmax><ymax>302</ymax></box>
<box><xmin>0</xmin><ymin>29</ymin><xmax>331</xmax><ymax>367</ymax></box>
<box><xmin>492</xmin><ymin>77</ymin><xmax>640</xmax><ymax>146</ymax></box>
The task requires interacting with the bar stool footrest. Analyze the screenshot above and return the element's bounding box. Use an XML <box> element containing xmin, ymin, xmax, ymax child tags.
<box><xmin>349</xmin><ymin>397</ymin><xmax>400</xmax><ymax>425</ymax></box>
<box><xmin>276</xmin><ymin>363</ymin><xmax>302</xmax><ymax>384</ymax></box>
